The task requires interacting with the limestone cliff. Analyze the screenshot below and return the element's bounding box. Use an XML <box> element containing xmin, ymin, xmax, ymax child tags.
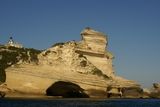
<box><xmin>4</xmin><ymin>28</ymin><xmax>140</xmax><ymax>98</ymax></box>
<box><xmin>80</xmin><ymin>27</ymin><xmax>107</xmax><ymax>53</ymax></box>
<box><xmin>76</xmin><ymin>27</ymin><xmax>114</xmax><ymax>77</ymax></box>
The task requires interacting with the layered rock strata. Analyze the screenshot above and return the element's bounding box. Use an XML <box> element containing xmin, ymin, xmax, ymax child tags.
<box><xmin>5</xmin><ymin>28</ymin><xmax>140</xmax><ymax>98</ymax></box>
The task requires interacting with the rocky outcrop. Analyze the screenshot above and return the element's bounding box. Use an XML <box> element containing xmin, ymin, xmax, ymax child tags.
<box><xmin>80</xmin><ymin>27</ymin><xmax>107</xmax><ymax>53</ymax></box>
<box><xmin>122</xmin><ymin>87</ymin><xmax>143</xmax><ymax>98</ymax></box>
<box><xmin>149</xmin><ymin>83</ymin><xmax>160</xmax><ymax>98</ymax></box>
<box><xmin>106</xmin><ymin>86</ymin><xmax>122</xmax><ymax>98</ymax></box>
<box><xmin>76</xmin><ymin>28</ymin><xmax>114</xmax><ymax>77</ymax></box>
<box><xmin>153</xmin><ymin>83</ymin><xmax>160</xmax><ymax>89</ymax></box>
<box><xmin>0</xmin><ymin>83</ymin><xmax>12</xmax><ymax>98</ymax></box>
<box><xmin>4</xmin><ymin>27</ymin><xmax>140</xmax><ymax>98</ymax></box>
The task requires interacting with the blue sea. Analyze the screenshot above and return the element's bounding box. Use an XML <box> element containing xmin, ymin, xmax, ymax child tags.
<box><xmin>0</xmin><ymin>98</ymin><xmax>160</xmax><ymax>107</ymax></box>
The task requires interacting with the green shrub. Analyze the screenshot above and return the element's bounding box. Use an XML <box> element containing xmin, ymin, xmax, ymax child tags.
<box><xmin>91</xmin><ymin>67</ymin><xmax>109</xmax><ymax>79</ymax></box>
<box><xmin>52</xmin><ymin>42</ymin><xmax>64</xmax><ymax>47</ymax></box>
<box><xmin>0</xmin><ymin>66</ymin><xmax>6</xmax><ymax>83</ymax></box>
<box><xmin>80</xmin><ymin>60</ymin><xmax>87</xmax><ymax>67</ymax></box>
<box><xmin>26</xmin><ymin>48</ymin><xmax>41</xmax><ymax>62</ymax></box>
<box><xmin>0</xmin><ymin>46</ymin><xmax>41</xmax><ymax>83</ymax></box>
<box><xmin>78</xmin><ymin>54</ymin><xmax>87</xmax><ymax>59</ymax></box>
<box><xmin>43</xmin><ymin>50</ymin><xmax>51</xmax><ymax>56</ymax></box>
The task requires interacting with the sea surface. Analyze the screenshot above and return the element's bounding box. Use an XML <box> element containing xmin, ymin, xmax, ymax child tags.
<box><xmin>0</xmin><ymin>98</ymin><xmax>160</xmax><ymax>107</ymax></box>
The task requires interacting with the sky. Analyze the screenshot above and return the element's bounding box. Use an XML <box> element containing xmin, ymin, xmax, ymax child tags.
<box><xmin>0</xmin><ymin>0</ymin><xmax>160</xmax><ymax>88</ymax></box>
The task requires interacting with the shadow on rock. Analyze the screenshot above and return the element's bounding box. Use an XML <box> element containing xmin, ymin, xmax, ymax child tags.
<box><xmin>46</xmin><ymin>81</ymin><xmax>89</xmax><ymax>98</ymax></box>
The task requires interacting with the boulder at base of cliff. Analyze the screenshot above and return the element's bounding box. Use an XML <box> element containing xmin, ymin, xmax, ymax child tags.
<box><xmin>46</xmin><ymin>81</ymin><xmax>89</xmax><ymax>98</ymax></box>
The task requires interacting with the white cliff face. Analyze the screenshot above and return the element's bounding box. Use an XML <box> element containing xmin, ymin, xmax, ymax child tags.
<box><xmin>80</xmin><ymin>27</ymin><xmax>107</xmax><ymax>53</ymax></box>
<box><xmin>38</xmin><ymin>41</ymin><xmax>98</xmax><ymax>74</ymax></box>
<box><xmin>76</xmin><ymin>27</ymin><xmax>114</xmax><ymax>77</ymax></box>
<box><xmin>5</xmin><ymin>28</ymin><xmax>140</xmax><ymax>97</ymax></box>
<box><xmin>83</xmin><ymin>55</ymin><xmax>114</xmax><ymax>77</ymax></box>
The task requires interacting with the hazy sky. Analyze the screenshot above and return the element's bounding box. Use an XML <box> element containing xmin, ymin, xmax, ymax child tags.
<box><xmin>0</xmin><ymin>0</ymin><xmax>160</xmax><ymax>88</ymax></box>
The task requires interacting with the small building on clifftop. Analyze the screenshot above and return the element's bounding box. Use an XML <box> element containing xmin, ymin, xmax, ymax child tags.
<box><xmin>5</xmin><ymin>37</ymin><xmax>23</xmax><ymax>48</ymax></box>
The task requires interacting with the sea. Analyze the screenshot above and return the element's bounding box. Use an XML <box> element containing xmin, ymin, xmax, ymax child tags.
<box><xmin>0</xmin><ymin>98</ymin><xmax>160</xmax><ymax>107</ymax></box>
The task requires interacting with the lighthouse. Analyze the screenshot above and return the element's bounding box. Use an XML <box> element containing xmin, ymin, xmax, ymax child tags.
<box><xmin>5</xmin><ymin>37</ymin><xmax>23</xmax><ymax>48</ymax></box>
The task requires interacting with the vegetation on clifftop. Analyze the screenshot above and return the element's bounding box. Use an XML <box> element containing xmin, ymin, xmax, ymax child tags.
<box><xmin>0</xmin><ymin>45</ymin><xmax>41</xmax><ymax>83</ymax></box>
<box><xmin>51</xmin><ymin>42</ymin><xmax>64</xmax><ymax>47</ymax></box>
<box><xmin>91</xmin><ymin>67</ymin><xmax>110</xmax><ymax>79</ymax></box>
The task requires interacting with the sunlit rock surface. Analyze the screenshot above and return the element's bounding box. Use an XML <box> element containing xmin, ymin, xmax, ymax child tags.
<box><xmin>5</xmin><ymin>28</ymin><xmax>140</xmax><ymax>98</ymax></box>
<box><xmin>149</xmin><ymin>83</ymin><xmax>160</xmax><ymax>98</ymax></box>
<box><xmin>80</xmin><ymin>27</ymin><xmax>107</xmax><ymax>53</ymax></box>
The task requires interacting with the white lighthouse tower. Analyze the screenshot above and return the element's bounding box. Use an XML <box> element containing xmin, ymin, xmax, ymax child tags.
<box><xmin>6</xmin><ymin>37</ymin><xmax>23</xmax><ymax>48</ymax></box>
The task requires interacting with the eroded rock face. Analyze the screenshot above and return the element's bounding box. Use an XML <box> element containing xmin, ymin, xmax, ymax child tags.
<box><xmin>5</xmin><ymin>27</ymin><xmax>140</xmax><ymax>98</ymax></box>
<box><xmin>80</xmin><ymin>27</ymin><xmax>107</xmax><ymax>53</ymax></box>
<box><xmin>38</xmin><ymin>41</ymin><xmax>101</xmax><ymax>75</ymax></box>
<box><xmin>122</xmin><ymin>87</ymin><xmax>143</xmax><ymax>98</ymax></box>
<box><xmin>0</xmin><ymin>83</ymin><xmax>12</xmax><ymax>98</ymax></box>
<box><xmin>76</xmin><ymin>27</ymin><xmax>114</xmax><ymax>77</ymax></box>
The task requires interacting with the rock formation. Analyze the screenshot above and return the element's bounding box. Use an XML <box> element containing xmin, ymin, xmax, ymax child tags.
<box><xmin>4</xmin><ymin>27</ymin><xmax>140</xmax><ymax>98</ymax></box>
<box><xmin>0</xmin><ymin>83</ymin><xmax>12</xmax><ymax>98</ymax></box>
<box><xmin>80</xmin><ymin>27</ymin><xmax>107</xmax><ymax>53</ymax></box>
<box><xmin>76</xmin><ymin>27</ymin><xmax>114</xmax><ymax>77</ymax></box>
<box><xmin>153</xmin><ymin>83</ymin><xmax>160</xmax><ymax>89</ymax></box>
<box><xmin>149</xmin><ymin>83</ymin><xmax>160</xmax><ymax>98</ymax></box>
